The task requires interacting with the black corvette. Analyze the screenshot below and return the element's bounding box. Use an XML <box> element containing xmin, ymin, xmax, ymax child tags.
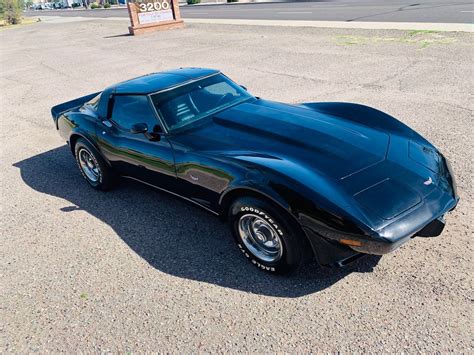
<box><xmin>51</xmin><ymin>68</ymin><xmax>458</xmax><ymax>274</ymax></box>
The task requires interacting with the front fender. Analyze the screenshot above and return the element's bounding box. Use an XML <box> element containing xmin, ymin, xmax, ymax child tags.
<box><xmin>219</xmin><ymin>183</ymin><xmax>291</xmax><ymax>214</ymax></box>
<box><xmin>221</xmin><ymin>154</ymin><xmax>371</xmax><ymax>236</ymax></box>
<box><xmin>300</xmin><ymin>102</ymin><xmax>424</xmax><ymax>140</ymax></box>
<box><xmin>218</xmin><ymin>159</ymin><xmax>372</xmax><ymax>266</ymax></box>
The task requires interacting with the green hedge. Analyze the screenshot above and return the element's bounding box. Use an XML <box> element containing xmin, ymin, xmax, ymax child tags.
<box><xmin>90</xmin><ymin>2</ymin><xmax>101</xmax><ymax>8</ymax></box>
<box><xmin>187</xmin><ymin>0</ymin><xmax>200</xmax><ymax>4</ymax></box>
<box><xmin>0</xmin><ymin>0</ymin><xmax>22</xmax><ymax>25</ymax></box>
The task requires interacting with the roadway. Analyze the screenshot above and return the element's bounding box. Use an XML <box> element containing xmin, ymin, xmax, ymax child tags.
<box><xmin>25</xmin><ymin>0</ymin><xmax>474</xmax><ymax>24</ymax></box>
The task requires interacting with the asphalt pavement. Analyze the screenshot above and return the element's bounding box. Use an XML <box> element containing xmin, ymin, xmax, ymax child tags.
<box><xmin>1</xmin><ymin>18</ymin><xmax>472</xmax><ymax>352</ymax></box>
<box><xmin>25</xmin><ymin>0</ymin><xmax>474</xmax><ymax>23</ymax></box>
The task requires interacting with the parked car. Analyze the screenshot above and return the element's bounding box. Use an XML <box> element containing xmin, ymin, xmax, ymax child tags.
<box><xmin>51</xmin><ymin>68</ymin><xmax>458</xmax><ymax>274</ymax></box>
<box><xmin>34</xmin><ymin>2</ymin><xmax>52</xmax><ymax>9</ymax></box>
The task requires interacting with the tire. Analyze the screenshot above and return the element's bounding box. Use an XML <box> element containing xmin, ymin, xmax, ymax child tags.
<box><xmin>229</xmin><ymin>197</ymin><xmax>307</xmax><ymax>274</ymax></box>
<box><xmin>74</xmin><ymin>138</ymin><xmax>112</xmax><ymax>190</ymax></box>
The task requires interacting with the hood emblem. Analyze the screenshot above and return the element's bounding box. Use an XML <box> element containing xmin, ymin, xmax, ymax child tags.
<box><xmin>424</xmin><ymin>177</ymin><xmax>433</xmax><ymax>186</ymax></box>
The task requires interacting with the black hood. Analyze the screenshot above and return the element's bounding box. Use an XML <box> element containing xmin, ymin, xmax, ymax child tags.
<box><xmin>185</xmin><ymin>99</ymin><xmax>390</xmax><ymax>181</ymax></box>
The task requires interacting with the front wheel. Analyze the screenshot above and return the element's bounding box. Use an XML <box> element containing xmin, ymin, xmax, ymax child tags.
<box><xmin>229</xmin><ymin>197</ymin><xmax>307</xmax><ymax>274</ymax></box>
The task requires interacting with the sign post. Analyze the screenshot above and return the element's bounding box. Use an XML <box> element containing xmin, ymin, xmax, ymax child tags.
<box><xmin>127</xmin><ymin>0</ymin><xmax>184</xmax><ymax>35</ymax></box>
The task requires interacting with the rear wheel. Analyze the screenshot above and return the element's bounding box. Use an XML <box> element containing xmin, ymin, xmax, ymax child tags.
<box><xmin>74</xmin><ymin>138</ymin><xmax>112</xmax><ymax>190</ymax></box>
<box><xmin>229</xmin><ymin>197</ymin><xmax>306</xmax><ymax>274</ymax></box>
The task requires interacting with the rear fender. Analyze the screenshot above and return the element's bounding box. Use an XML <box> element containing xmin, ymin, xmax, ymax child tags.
<box><xmin>51</xmin><ymin>92</ymin><xmax>101</xmax><ymax>125</ymax></box>
<box><xmin>69</xmin><ymin>130</ymin><xmax>112</xmax><ymax>167</ymax></box>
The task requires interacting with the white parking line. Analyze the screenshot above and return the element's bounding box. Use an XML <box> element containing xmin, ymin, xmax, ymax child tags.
<box><xmin>460</xmin><ymin>10</ymin><xmax>474</xmax><ymax>12</ymax></box>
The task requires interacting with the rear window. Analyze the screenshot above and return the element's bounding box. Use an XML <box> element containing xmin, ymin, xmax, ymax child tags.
<box><xmin>84</xmin><ymin>93</ymin><xmax>101</xmax><ymax>110</ymax></box>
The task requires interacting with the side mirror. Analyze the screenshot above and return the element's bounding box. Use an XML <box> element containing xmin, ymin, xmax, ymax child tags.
<box><xmin>145</xmin><ymin>125</ymin><xmax>163</xmax><ymax>141</ymax></box>
<box><xmin>130</xmin><ymin>122</ymin><xmax>148</xmax><ymax>134</ymax></box>
<box><xmin>240</xmin><ymin>85</ymin><xmax>248</xmax><ymax>91</ymax></box>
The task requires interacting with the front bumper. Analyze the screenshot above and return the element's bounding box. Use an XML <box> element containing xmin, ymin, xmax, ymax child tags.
<box><xmin>347</xmin><ymin>217</ymin><xmax>447</xmax><ymax>255</ymax></box>
<box><xmin>302</xmin><ymin>194</ymin><xmax>458</xmax><ymax>266</ymax></box>
<box><xmin>358</xmin><ymin>187</ymin><xmax>458</xmax><ymax>255</ymax></box>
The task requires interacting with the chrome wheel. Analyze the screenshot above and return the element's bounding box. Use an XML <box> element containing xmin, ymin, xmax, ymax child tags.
<box><xmin>78</xmin><ymin>148</ymin><xmax>100</xmax><ymax>183</ymax></box>
<box><xmin>238</xmin><ymin>213</ymin><xmax>283</xmax><ymax>263</ymax></box>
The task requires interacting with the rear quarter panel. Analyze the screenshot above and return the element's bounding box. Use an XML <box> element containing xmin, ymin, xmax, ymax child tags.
<box><xmin>57</xmin><ymin>108</ymin><xmax>100</xmax><ymax>154</ymax></box>
<box><xmin>51</xmin><ymin>92</ymin><xmax>101</xmax><ymax>124</ymax></box>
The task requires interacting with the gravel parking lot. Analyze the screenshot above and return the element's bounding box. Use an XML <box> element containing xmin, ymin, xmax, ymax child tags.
<box><xmin>0</xmin><ymin>18</ymin><xmax>472</xmax><ymax>352</ymax></box>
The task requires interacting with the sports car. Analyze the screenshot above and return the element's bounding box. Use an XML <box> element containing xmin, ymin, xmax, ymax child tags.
<box><xmin>51</xmin><ymin>68</ymin><xmax>458</xmax><ymax>274</ymax></box>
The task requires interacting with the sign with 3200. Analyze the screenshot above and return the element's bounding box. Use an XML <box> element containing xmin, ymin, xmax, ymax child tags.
<box><xmin>127</xmin><ymin>0</ymin><xmax>183</xmax><ymax>35</ymax></box>
<box><xmin>137</xmin><ymin>0</ymin><xmax>171</xmax><ymax>12</ymax></box>
<box><xmin>135</xmin><ymin>0</ymin><xmax>174</xmax><ymax>24</ymax></box>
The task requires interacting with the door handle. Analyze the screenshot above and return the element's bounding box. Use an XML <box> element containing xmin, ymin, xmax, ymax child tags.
<box><xmin>102</xmin><ymin>120</ymin><xmax>113</xmax><ymax>128</ymax></box>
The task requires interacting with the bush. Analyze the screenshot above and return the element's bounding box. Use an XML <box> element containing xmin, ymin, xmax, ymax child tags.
<box><xmin>0</xmin><ymin>0</ymin><xmax>22</xmax><ymax>25</ymax></box>
<box><xmin>227</xmin><ymin>0</ymin><xmax>238</xmax><ymax>2</ymax></box>
<box><xmin>90</xmin><ymin>2</ymin><xmax>101</xmax><ymax>8</ymax></box>
<box><xmin>186</xmin><ymin>0</ymin><xmax>200</xmax><ymax>4</ymax></box>
<box><xmin>71</xmin><ymin>2</ymin><xmax>81</xmax><ymax>7</ymax></box>
<box><xmin>103</xmin><ymin>2</ymin><xmax>110</xmax><ymax>7</ymax></box>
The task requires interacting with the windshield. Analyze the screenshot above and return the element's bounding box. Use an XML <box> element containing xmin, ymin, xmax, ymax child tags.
<box><xmin>150</xmin><ymin>74</ymin><xmax>252</xmax><ymax>132</ymax></box>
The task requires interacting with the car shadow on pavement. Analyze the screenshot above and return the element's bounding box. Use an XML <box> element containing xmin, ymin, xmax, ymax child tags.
<box><xmin>14</xmin><ymin>146</ymin><xmax>381</xmax><ymax>298</ymax></box>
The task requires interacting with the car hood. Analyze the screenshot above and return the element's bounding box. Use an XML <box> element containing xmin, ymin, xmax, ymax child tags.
<box><xmin>207</xmin><ymin>99</ymin><xmax>390</xmax><ymax>180</ymax></box>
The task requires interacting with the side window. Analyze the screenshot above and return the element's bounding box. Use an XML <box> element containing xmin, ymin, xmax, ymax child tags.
<box><xmin>110</xmin><ymin>95</ymin><xmax>158</xmax><ymax>131</ymax></box>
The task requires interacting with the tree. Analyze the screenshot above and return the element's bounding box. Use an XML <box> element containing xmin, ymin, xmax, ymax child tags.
<box><xmin>0</xmin><ymin>0</ymin><xmax>22</xmax><ymax>25</ymax></box>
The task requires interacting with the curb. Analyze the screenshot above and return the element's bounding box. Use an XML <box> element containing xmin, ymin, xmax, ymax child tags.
<box><xmin>32</xmin><ymin>15</ymin><xmax>474</xmax><ymax>32</ymax></box>
<box><xmin>185</xmin><ymin>18</ymin><xmax>474</xmax><ymax>32</ymax></box>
